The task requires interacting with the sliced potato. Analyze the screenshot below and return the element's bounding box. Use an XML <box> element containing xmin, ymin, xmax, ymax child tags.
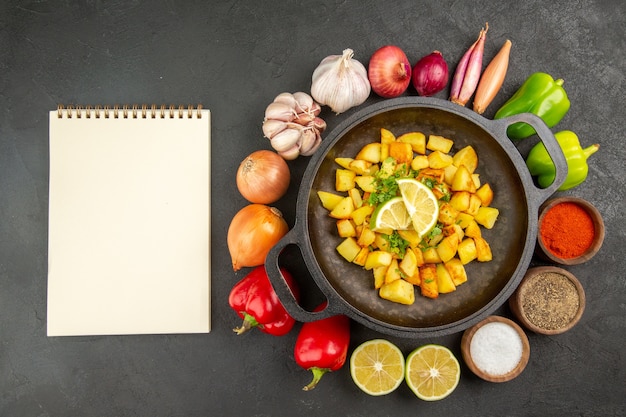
<box><xmin>419</xmin><ymin>264</ymin><xmax>439</xmax><ymax>299</ymax></box>
<box><xmin>364</xmin><ymin>250</ymin><xmax>393</xmax><ymax>270</ymax></box>
<box><xmin>449</xmin><ymin>191</ymin><xmax>471</xmax><ymax>212</ymax></box>
<box><xmin>384</xmin><ymin>258</ymin><xmax>402</xmax><ymax>284</ymax></box>
<box><xmin>348</xmin><ymin>187</ymin><xmax>363</xmax><ymax>209</ymax></box>
<box><xmin>379</xmin><ymin>279</ymin><xmax>415</xmax><ymax>305</ymax></box>
<box><xmin>475</xmin><ymin>183</ymin><xmax>494</xmax><ymax>206</ymax></box>
<box><xmin>397</xmin><ymin>131</ymin><xmax>426</xmax><ymax>154</ymax></box>
<box><xmin>438</xmin><ymin>202</ymin><xmax>459</xmax><ymax>226</ymax></box>
<box><xmin>329</xmin><ymin>196</ymin><xmax>354</xmax><ymax>219</ymax></box>
<box><xmin>354</xmin><ymin>175</ymin><xmax>377</xmax><ymax>193</ymax></box>
<box><xmin>474</xmin><ymin>236</ymin><xmax>493</xmax><ymax>262</ymax></box>
<box><xmin>350</xmin><ymin>204</ymin><xmax>374</xmax><ymax>225</ymax></box>
<box><xmin>436</xmin><ymin>234</ymin><xmax>459</xmax><ymax>263</ymax></box>
<box><xmin>436</xmin><ymin>263</ymin><xmax>456</xmax><ymax>294</ymax></box>
<box><xmin>457</xmin><ymin>238</ymin><xmax>477</xmax><ymax>265</ymax></box>
<box><xmin>352</xmin><ymin>247</ymin><xmax>369</xmax><ymax>266</ymax></box>
<box><xmin>428</xmin><ymin>151</ymin><xmax>454</xmax><ymax>169</ymax></box>
<box><xmin>474</xmin><ymin>206</ymin><xmax>499</xmax><ymax>229</ymax></box>
<box><xmin>348</xmin><ymin>159</ymin><xmax>376</xmax><ymax>175</ymax></box>
<box><xmin>422</xmin><ymin>247</ymin><xmax>442</xmax><ymax>264</ymax></box>
<box><xmin>336</xmin><ymin>219</ymin><xmax>356</xmax><ymax>237</ymax></box>
<box><xmin>465</xmin><ymin>194</ymin><xmax>483</xmax><ymax>217</ymax></box>
<box><xmin>355</xmin><ymin>142</ymin><xmax>382</xmax><ymax>163</ymax></box>
<box><xmin>464</xmin><ymin>219</ymin><xmax>482</xmax><ymax>238</ymax></box>
<box><xmin>411</xmin><ymin>154</ymin><xmax>430</xmax><ymax>171</ymax></box>
<box><xmin>336</xmin><ymin>237</ymin><xmax>361</xmax><ymax>262</ymax></box>
<box><xmin>399</xmin><ymin>248</ymin><xmax>418</xmax><ymax>278</ymax></box>
<box><xmin>357</xmin><ymin>225</ymin><xmax>377</xmax><ymax>247</ymax></box>
<box><xmin>317</xmin><ymin>190</ymin><xmax>344</xmax><ymax>211</ymax></box>
<box><xmin>335</xmin><ymin>169</ymin><xmax>356</xmax><ymax>191</ymax></box>
<box><xmin>452</xmin><ymin>145</ymin><xmax>478</xmax><ymax>173</ymax></box>
<box><xmin>427</xmin><ymin>134</ymin><xmax>454</xmax><ymax>153</ymax></box>
<box><xmin>451</xmin><ymin>165</ymin><xmax>476</xmax><ymax>193</ymax></box>
<box><xmin>388</xmin><ymin>141</ymin><xmax>414</xmax><ymax>165</ymax></box>
<box><xmin>444</xmin><ymin>258</ymin><xmax>468</xmax><ymax>286</ymax></box>
<box><xmin>380</xmin><ymin>128</ymin><xmax>396</xmax><ymax>144</ymax></box>
<box><xmin>373</xmin><ymin>265</ymin><xmax>387</xmax><ymax>289</ymax></box>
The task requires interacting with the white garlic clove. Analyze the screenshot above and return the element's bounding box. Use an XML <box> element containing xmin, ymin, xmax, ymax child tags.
<box><xmin>279</xmin><ymin>144</ymin><xmax>301</xmax><ymax>160</ymax></box>
<box><xmin>310</xmin><ymin>101</ymin><xmax>322</xmax><ymax>116</ymax></box>
<box><xmin>300</xmin><ymin>132</ymin><xmax>322</xmax><ymax>156</ymax></box>
<box><xmin>293</xmin><ymin>111</ymin><xmax>315</xmax><ymax>126</ymax></box>
<box><xmin>298</xmin><ymin>129</ymin><xmax>317</xmax><ymax>155</ymax></box>
<box><xmin>264</xmin><ymin>101</ymin><xmax>296</xmax><ymax>122</ymax></box>
<box><xmin>270</xmin><ymin>128</ymin><xmax>302</xmax><ymax>152</ymax></box>
<box><xmin>262</xmin><ymin>119</ymin><xmax>287</xmax><ymax>139</ymax></box>
<box><xmin>292</xmin><ymin>92</ymin><xmax>315</xmax><ymax>113</ymax></box>
<box><xmin>273</xmin><ymin>92</ymin><xmax>297</xmax><ymax>108</ymax></box>
<box><xmin>310</xmin><ymin>117</ymin><xmax>327</xmax><ymax>133</ymax></box>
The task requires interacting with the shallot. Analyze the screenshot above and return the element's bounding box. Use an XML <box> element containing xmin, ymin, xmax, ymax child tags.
<box><xmin>450</xmin><ymin>23</ymin><xmax>489</xmax><ymax>106</ymax></box>
<box><xmin>473</xmin><ymin>39</ymin><xmax>512</xmax><ymax>114</ymax></box>
<box><xmin>368</xmin><ymin>45</ymin><xmax>412</xmax><ymax>98</ymax></box>
<box><xmin>411</xmin><ymin>51</ymin><xmax>449</xmax><ymax>96</ymax></box>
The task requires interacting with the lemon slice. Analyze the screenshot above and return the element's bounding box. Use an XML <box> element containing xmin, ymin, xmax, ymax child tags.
<box><xmin>405</xmin><ymin>344</ymin><xmax>461</xmax><ymax>401</ymax></box>
<box><xmin>396</xmin><ymin>178</ymin><xmax>439</xmax><ymax>237</ymax></box>
<box><xmin>370</xmin><ymin>196</ymin><xmax>412</xmax><ymax>231</ymax></box>
<box><xmin>350</xmin><ymin>339</ymin><xmax>405</xmax><ymax>396</ymax></box>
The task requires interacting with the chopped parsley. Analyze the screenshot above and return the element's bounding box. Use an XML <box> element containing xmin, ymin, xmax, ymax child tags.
<box><xmin>381</xmin><ymin>231</ymin><xmax>409</xmax><ymax>258</ymax></box>
<box><xmin>367</xmin><ymin>171</ymin><xmax>401</xmax><ymax>206</ymax></box>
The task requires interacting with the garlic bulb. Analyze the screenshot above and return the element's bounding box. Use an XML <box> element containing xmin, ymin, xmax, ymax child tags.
<box><xmin>262</xmin><ymin>92</ymin><xmax>326</xmax><ymax>160</ymax></box>
<box><xmin>311</xmin><ymin>48</ymin><xmax>371</xmax><ymax>114</ymax></box>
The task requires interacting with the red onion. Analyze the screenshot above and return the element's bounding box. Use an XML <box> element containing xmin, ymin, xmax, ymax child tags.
<box><xmin>368</xmin><ymin>45</ymin><xmax>412</xmax><ymax>98</ymax></box>
<box><xmin>411</xmin><ymin>51</ymin><xmax>449</xmax><ymax>97</ymax></box>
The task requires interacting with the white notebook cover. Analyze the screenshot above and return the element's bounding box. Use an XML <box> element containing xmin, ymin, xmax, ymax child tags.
<box><xmin>47</xmin><ymin>106</ymin><xmax>211</xmax><ymax>336</ymax></box>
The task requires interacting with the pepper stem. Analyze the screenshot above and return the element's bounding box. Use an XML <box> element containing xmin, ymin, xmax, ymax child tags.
<box><xmin>583</xmin><ymin>144</ymin><xmax>600</xmax><ymax>160</ymax></box>
<box><xmin>302</xmin><ymin>367</ymin><xmax>329</xmax><ymax>391</ymax></box>
<box><xmin>232</xmin><ymin>313</ymin><xmax>259</xmax><ymax>335</ymax></box>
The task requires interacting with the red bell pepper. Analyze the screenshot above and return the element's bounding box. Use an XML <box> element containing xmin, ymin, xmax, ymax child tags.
<box><xmin>294</xmin><ymin>302</ymin><xmax>351</xmax><ymax>391</ymax></box>
<box><xmin>228</xmin><ymin>265</ymin><xmax>299</xmax><ymax>336</ymax></box>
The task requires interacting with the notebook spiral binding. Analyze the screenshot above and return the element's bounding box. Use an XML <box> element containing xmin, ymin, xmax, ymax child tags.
<box><xmin>57</xmin><ymin>104</ymin><xmax>204</xmax><ymax>119</ymax></box>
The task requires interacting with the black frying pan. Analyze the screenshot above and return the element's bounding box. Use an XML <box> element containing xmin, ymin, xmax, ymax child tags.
<box><xmin>266</xmin><ymin>97</ymin><xmax>567</xmax><ymax>338</ymax></box>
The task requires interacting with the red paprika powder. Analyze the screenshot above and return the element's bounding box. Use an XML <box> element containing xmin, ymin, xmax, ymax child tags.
<box><xmin>539</xmin><ymin>202</ymin><xmax>595</xmax><ymax>259</ymax></box>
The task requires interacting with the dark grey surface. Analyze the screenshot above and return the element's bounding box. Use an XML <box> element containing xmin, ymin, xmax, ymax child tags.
<box><xmin>1</xmin><ymin>1</ymin><xmax>624</xmax><ymax>416</ymax></box>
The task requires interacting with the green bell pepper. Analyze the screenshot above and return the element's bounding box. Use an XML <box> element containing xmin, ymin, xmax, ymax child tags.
<box><xmin>526</xmin><ymin>130</ymin><xmax>599</xmax><ymax>191</ymax></box>
<box><xmin>494</xmin><ymin>72</ymin><xmax>571</xmax><ymax>140</ymax></box>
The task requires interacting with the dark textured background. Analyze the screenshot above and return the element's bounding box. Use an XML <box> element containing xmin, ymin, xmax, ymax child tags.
<box><xmin>1</xmin><ymin>1</ymin><xmax>625</xmax><ymax>416</ymax></box>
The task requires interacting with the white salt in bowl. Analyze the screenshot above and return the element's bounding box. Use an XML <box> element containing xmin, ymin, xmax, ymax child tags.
<box><xmin>461</xmin><ymin>315</ymin><xmax>530</xmax><ymax>383</ymax></box>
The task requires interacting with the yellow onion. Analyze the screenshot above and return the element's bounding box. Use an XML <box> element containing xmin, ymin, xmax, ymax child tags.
<box><xmin>227</xmin><ymin>204</ymin><xmax>289</xmax><ymax>271</ymax></box>
<box><xmin>236</xmin><ymin>150</ymin><xmax>290</xmax><ymax>204</ymax></box>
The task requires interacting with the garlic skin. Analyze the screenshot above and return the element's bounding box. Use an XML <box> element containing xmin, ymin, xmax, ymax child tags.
<box><xmin>311</xmin><ymin>48</ymin><xmax>371</xmax><ymax>114</ymax></box>
<box><xmin>262</xmin><ymin>92</ymin><xmax>326</xmax><ymax>160</ymax></box>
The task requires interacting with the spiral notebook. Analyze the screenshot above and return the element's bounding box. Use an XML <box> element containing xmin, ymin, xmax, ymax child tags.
<box><xmin>47</xmin><ymin>105</ymin><xmax>211</xmax><ymax>336</ymax></box>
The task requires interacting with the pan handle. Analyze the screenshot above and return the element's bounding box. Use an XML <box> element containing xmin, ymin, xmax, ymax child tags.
<box><xmin>265</xmin><ymin>226</ymin><xmax>341</xmax><ymax>323</ymax></box>
<box><xmin>494</xmin><ymin>112</ymin><xmax>568</xmax><ymax>208</ymax></box>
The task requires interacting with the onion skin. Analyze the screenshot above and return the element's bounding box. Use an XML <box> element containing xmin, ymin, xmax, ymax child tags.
<box><xmin>450</xmin><ymin>23</ymin><xmax>489</xmax><ymax>106</ymax></box>
<box><xmin>473</xmin><ymin>39</ymin><xmax>512</xmax><ymax>114</ymax></box>
<box><xmin>368</xmin><ymin>45</ymin><xmax>412</xmax><ymax>98</ymax></box>
<box><xmin>236</xmin><ymin>150</ymin><xmax>290</xmax><ymax>204</ymax></box>
<box><xmin>411</xmin><ymin>51</ymin><xmax>449</xmax><ymax>96</ymax></box>
<box><xmin>227</xmin><ymin>204</ymin><xmax>289</xmax><ymax>271</ymax></box>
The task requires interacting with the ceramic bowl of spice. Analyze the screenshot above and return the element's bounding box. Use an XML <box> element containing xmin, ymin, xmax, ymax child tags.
<box><xmin>461</xmin><ymin>316</ymin><xmax>530</xmax><ymax>383</ymax></box>
<box><xmin>536</xmin><ymin>197</ymin><xmax>605</xmax><ymax>265</ymax></box>
<box><xmin>509</xmin><ymin>266</ymin><xmax>585</xmax><ymax>335</ymax></box>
